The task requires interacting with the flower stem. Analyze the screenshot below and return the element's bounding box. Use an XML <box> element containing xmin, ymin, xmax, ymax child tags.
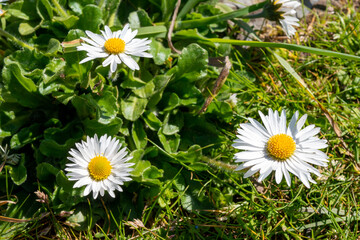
<box><xmin>50</xmin><ymin>0</ymin><xmax>68</xmax><ymax>18</ymax></box>
<box><xmin>0</xmin><ymin>29</ymin><xmax>34</xmax><ymax>51</ymax></box>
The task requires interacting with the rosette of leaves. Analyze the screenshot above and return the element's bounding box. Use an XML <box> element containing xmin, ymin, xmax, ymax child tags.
<box><xmin>0</xmin><ymin>0</ymin><xmax>250</xmax><ymax>234</ymax></box>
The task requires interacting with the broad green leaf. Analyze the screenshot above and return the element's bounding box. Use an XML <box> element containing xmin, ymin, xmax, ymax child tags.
<box><xmin>6</xmin><ymin>9</ymin><xmax>29</xmax><ymax>20</ymax></box>
<box><xmin>149</xmin><ymin>39</ymin><xmax>171</xmax><ymax>65</ymax></box>
<box><xmin>71</xmin><ymin>94</ymin><xmax>97</xmax><ymax>119</ymax></box>
<box><xmin>101</xmin><ymin>0</ymin><xmax>121</xmax><ymax>25</ymax></box>
<box><xmin>142</xmin><ymin>166</ymin><xmax>164</xmax><ymax>185</ymax></box>
<box><xmin>39</xmin><ymin>0</ymin><xmax>53</xmax><ymax>19</ymax></box>
<box><xmin>206</xmin><ymin>101</ymin><xmax>233</xmax><ymax>123</ymax></box>
<box><xmin>10</xmin><ymin>123</ymin><xmax>42</xmax><ymax>149</ymax></box>
<box><xmin>121</xmin><ymin>95</ymin><xmax>148</xmax><ymax>121</ymax></box>
<box><xmin>163</xmin><ymin>93</ymin><xmax>180</xmax><ymax>111</ymax></box>
<box><xmin>128</xmin><ymin>9</ymin><xmax>153</xmax><ymax>29</ymax></box>
<box><xmin>136</xmin><ymin>25</ymin><xmax>167</xmax><ymax>38</ymax></box>
<box><xmin>42</xmin><ymin>58</ymin><xmax>66</xmax><ymax>84</ymax></box>
<box><xmin>56</xmin><ymin>170</ymin><xmax>74</xmax><ymax>192</ymax></box>
<box><xmin>120</xmin><ymin>75</ymin><xmax>146</xmax><ymax>90</ymax></box>
<box><xmin>0</xmin><ymin>111</ymin><xmax>32</xmax><ymax>134</ymax></box>
<box><xmin>172</xmin><ymin>145</ymin><xmax>202</xmax><ymax>164</ymax></box>
<box><xmin>43</xmin><ymin>121</ymin><xmax>82</xmax><ymax>143</ymax></box>
<box><xmin>161</xmin><ymin>0</ymin><xmax>176</xmax><ymax>21</ymax></box>
<box><xmin>132</xmin><ymin>80</ymin><xmax>155</xmax><ymax>98</ymax></box>
<box><xmin>147</xmin><ymin>74</ymin><xmax>172</xmax><ymax>108</ymax></box>
<box><xmin>8</xmin><ymin>155</ymin><xmax>27</xmax><ymax>185</ymax></box>
<box><xmin>83</xmin><ymin>117</ymin><xmax>123</xmax><ymax>136</ymax></box>
<box><xmin>142</xmin><ymin>111</ymin><xmax>162</xmax><ymax>131</ymax></box>
<box><xmin>68</xmin><ymin>0</ymin><xmax>95</xmax><ymax>15</ymax></box>
<box><xmin>189</xmin><ymin>162</ymin><xmax>209</xmax><ymax>171</ymax></box>
<box><xmin>176</xmin><ymin>43</ymin><xmax>208</xmax><ymax>81</ymax></box>
<box><xmin>131</xmin><ymin>120</ymin><xmax>147</xmax><ymax>149</ymax></box>
<box><xmin>52</xmin><ymin>92</ymin><xmax>75</xmax><ymax>105</ymax></box>
<box><xmin>53</xmin><ymin>15</ymin><xmax>79</xmax><ymax>29</ymax></box>
<box><xmin>36</xmin><ymin>162</ymin><xmax>59</xmax><ymax>181</ymax></box>
<box><xmin>158</xmin><ymin>130</ymin><xmax>180</xmax><ymax>153</ymax></box>
<box><xmin>46</xmin><ymin>38</ymin><xmax>62</xmax><ymax>56</ymax></box>
<box><xmin>162</xmin><ymin>112</ymin><xmax>184</xmax><ymax>135</ymax></box>
<box><xmin>56</xmin><ymin>171</ymin><xmax>84</xmax><ymax>206</ymax></box>
<box><xmin>132</xmin><ymin>159</ymin><xmax>163</xmax><ymax>185</ymax></box>
<box><xmin>2</xmin><ymin>62</ymin><xmax>46</xmax><ymax>108</ymax></box>
<box><xmin>182</xmin><ymin>114</ymin><xmax>225</xmax><ymax>147</ymax></box>
<box><xmin>39</xmin><ymin>139</ymin><xmax>75</xmax><ymax>158</ymax></box>
<box><xmin>18</xmin><ymin>22</ymin><xmax>36</xmax><ymax>35</ymax></box>
<box><xmin>67</xmin><ymin>205</ymin><xmax>97</xmax><ymax>231</ymax></box>
<box><xmin>77</xmin><ymin>5</ymin><xmax>102</xmax><ymax>32</ymax></box>
<box><xmin>94</xmin><ymin>90</ymin><xmax>118</xmax><ymax>124</ymax></box>
<box><xmin>63</xmin><ymin>29</ymin><xmax>91</xmax><ymax>82</ymax></box>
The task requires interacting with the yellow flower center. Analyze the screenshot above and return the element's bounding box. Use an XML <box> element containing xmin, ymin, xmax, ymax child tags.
<box><xmin>88</xmin><ymin>156</ymin><xmax>112</xmax><ymax>181</ymax></box>
<box><xmin>104</xmin><ymin>38</ymin><xmax>125</xmax><ymax>54</ymax></box>
<box><xmin>267</xmin><ymin>134</ymin><xmax>296</xmax><ymax>160</ymax></box>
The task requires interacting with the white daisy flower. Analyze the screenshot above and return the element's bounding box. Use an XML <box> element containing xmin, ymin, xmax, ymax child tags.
<box><xmin>76</xmin><ymin>24</ymin><xmax>152</xmax><ymax>73</ymax></box>
<box><xmin>274</xmin><ymin>0</ymin><xmax>301</xmax><ymax>37</ymax></box>
<box><xmin>233</xmin><ymin>109</ymin><xmax>328</xmax><ymax>188</ymax></box>
<box><xmin>65</xmin><ymin>134</ymin><xmax>134</xmax><ymax>199</ymax></box>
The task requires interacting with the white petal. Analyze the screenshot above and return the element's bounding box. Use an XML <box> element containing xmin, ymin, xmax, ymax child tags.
<box><xmin>120</xmin><ymin>53</ymin><xmax>139</xmax><ymax>70</ymax></box>
<box><xmin>85</xmin><ymin>31</ymin><xmax>106</xmax><ymax>45</ymax></box>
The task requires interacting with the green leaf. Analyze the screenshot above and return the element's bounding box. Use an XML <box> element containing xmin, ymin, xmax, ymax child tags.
<box><xmin>142</xmin><ymin>166</ymin><xmax>164</xmax><ymax>184</ymax></box>
<box><xmin>63</xmin><ymin>29</ymin><xmax>91</xmax><ymax>82</ymax></box>
<box><xmin>67</xmin><ymin>205</ymin><xmax>96</xmax><ymax>231</ymax></box>
<box><xmin>8</xmin><ymin>155</ymin><xmax>27</xmax><ymax>185</ymax></box>
<box><xmin>161</xmin><ymin>0</ymin><xmax>176</xmax><ymax>21</ymax></box>
<box><xmin>42</xmin><ymin>58</ymin><xmax>66</xmax><ymax>84</ymax></box>
<box><xmin>52</xmin><ymin>92</ymin><xmax>75</xmax><ymax>105</ymax></box>
<box><xmin>206</xmin><ymin>101</ymin><xmax>233</xmax><ymax>123</ymax></box>
<box><xmin>163</xmin><ymin>93</ymin><xmax>180</xmax><ymax>111</ymax></box>
<box><xmin>158</xmin><ymin>130</ymin><xmax>180</xmax><ymax>153</ymax></box>
<box><xmin>162</xmin><ymin>112</ymin><xmax>184</xmax><ymax>135</ymax></box>
<box><xmin>132</xmin><ymin>80</ymin><xmax>155</xmax><ymax>99</ymax></box>
<box><xmin>128</xmin><ymin>9</ymin><xmax>153</xmax><ymax>28</ymax></box>
<box><xmin>131</xmin><ymin>120</ymin><xmax>147</xmax><ymax>149</ymax></box>
<box><xmin>77</xmin><ymin>5</ymin><xmax>102</xmax><ymax>32</ymax></box>
<box><xmin>83</xmin><ymin>117</ymin><xmax>123</xmax><ymax>136</ymax></box>
<box><xmin>68</xmin><ymin>0</ymin><xmax>95</xmax><ymax>15</ymax></box>
<box><xmin>142</xmin><ymin>111</ymin><xmax>162</xmax><ymax>131</ymax></box>
<box><xmin>18</xmin><ymin>22</ymin><xmax>36</xmax><ymax>35</ymax></box>
<box><xmin>132</xmin><ymin>159</ymin><xmax>163</xmax><ymax>185</ymax></box>
<box><xmin>149</xmin><ymin>39</ymin><xmax>171</xmax><ymax>65</ymax></box>
<box><xmin>6</xmin><ymin>9</ymin><xmax>30</xmax><ymax>20</ymax></box>
<box><xmin>36</xmin><ymin>162</ymin><xmax>59</xmax><ymax>181</ymax></box>
<box><xmin>53</xmin><ymin>15</ymin><xmax>79</xmax><ymax>29</ymax></box>
<box><xmin>2</xmin><ymin>62</ymin><xmax>46</xmax><ymax>108</ymax></box>
<box><xmin>39</xmin><ymin>139</ymin><xmax>75</xmax><ymax>158</ymax></box>
<box><xmin>71</xmin><ymin>94</ymin><xmax>97</xmax><ymax>119</ymax></box>
<box><xmin>95</xmin><ymin>90</ymin><xmax>119</xmax><ymax>124</ymax></box>
<box><xmin>136</xmin><ymin>25</ymin><xmax>167</xmax><ymax>38</ymax></box>
<box><xmin>39</xmin><ymin>0</ymin><xmax>54</xmax><ymax>19</ymax></box>
<box><xmin>56</xmin><ymin>170</ymin><xmax>74</xmax><ymax>192</ymax></box>
<box><xmin>208</xmin><ymin>38</ymin><xmax>360</xmax><ymax>61</ymax></box>
<box><xmin>10</xmin><ymin>123</ymin><xmax>42</xmax><ymax>149</ymax></box>
<box><xmin>176</xmin><ymin>43</ymin><xmax>208</xmax><ymax>81</ymax></box>
<box><xmin>46</xmin><ymin>38</ymin><xmax>62</xmax><ymax>56</ymax></box>
<box><xmin>121</xmin><ymin>95</ymin><xmax>148</xmax><ymax>121</ymax></box>
<box><xmin>172</xmin><ymin>145</ymin><xmax>202</xmax><ymax>164</ymax></box>
<box><xmin>100</xmin><ymin>0</ymin><xmax>121</xmax><ymax>26</ymax></box>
